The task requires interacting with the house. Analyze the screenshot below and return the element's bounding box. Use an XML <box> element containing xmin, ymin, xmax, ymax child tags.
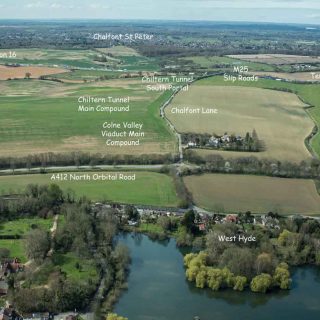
<box><xmin>23</xmin><ymin>312</ymin><xmax>52</xmax><ymax>320</ymax></box>
<box><xmin>260</xmin><ymin>215</ymin><xmax>280</xmax><ymax>229</ymax></box>
<box><xmin>128</xmin><ymin>220</ymin><xmax>138</xmax><ymax>226</ymax></box>
<box><xmin>188</xmin><ymin>141</ymin><xmax>197</xmax><ymax>148</ymax></box>
<box><xmin>0</xmin><ymin>259</ymin><xmax>23</xmax><ymax>278</ymax></box>
<box><xmin>224</xmin><ymin>215</ymin><xmax>238</xmax><ymax>223</ymax></box>
<box><xmin>0</xmin><ymin>308</ymin><xmax>11</xmax><ymax>320</ymax></box>
<box><xmin>208</xmin><ymin>136</ymin><xmax>219</xmax><ymax>147</ymax></box>
<box><xmin>221</xmin><ymin>134</ymin><xmax>230</xmax><ymax>143</ymax></box>
<box><xmin>0</xmin><ymin>303</ymin><xmax>17</xmax><ymax>320</ymax></box>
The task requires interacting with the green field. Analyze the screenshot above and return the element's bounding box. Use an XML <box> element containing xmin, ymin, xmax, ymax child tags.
<box><xmin>136</xmin><ymin>223</ymin><xmax>163</xmax><ymax>234</ymax></box>
<box><xmin>0</xmin><ymin>217</ymin><xmax>64</xmax><ymax>263</ymax></box>
<box><xmin>179</xmin><ymin>55</ymin><xmax>276</xmax><ymax>71</ymax></box>
<box><xmin>0</xmin><ymin>78</ymin><xmax>176</xmax><ymax>156</ymax></box>
<box><xmin>184</xmin><ymin>174</ymin><xmax>320</xmax><ymax>215</ymax></box>
<box><xmin>118</xmin><ymin>55</ymin><xmax>160</xmax><ymax>71</ymax></box>
<box><xmin>0</xmin><ymin>172</ymin><xmax>179</xmax><ymax>206</ymax></box>
<box><xmin>53</xmin><ymin>252</ymin><xmax>99</xmax><ymax>283</ymax></box>
<box><xmin>167</xmin><ymin>82</ymin><xmax>313</xmax><ymax>162</ymax></box>
<box><xmin>96</xmin><ymin>46</ymin><xmax>141</xmax><ymax>57</ymax></box>
<box><xmin>0</xmin><ymin>218</ymin><xmax>53</xmax><ymax>237</ymax></box>
<box><xmin>54</xmin><ymin>69</ymin><xmax>121</xmax><ymax>81</ymax></box>
<box><xmin>0</xmin><ymin>48</ymin><xmax>102</xmax><ymax>69</ymax></box>
<box><xmin>0</xmin><ymin>239</ymin><xmax>26</xmax><ymax>262</ymax></box>
<box><xmin>0</xmin><ymin>47</ymin><xmax>160</xmax><ymax>72</ymax></box>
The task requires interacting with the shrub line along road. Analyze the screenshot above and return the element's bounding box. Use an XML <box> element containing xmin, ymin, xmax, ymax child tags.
<box><xmin>160</xmin><ymin>87</ymin><xmax>184</xmax><ymax>161</ymax></box>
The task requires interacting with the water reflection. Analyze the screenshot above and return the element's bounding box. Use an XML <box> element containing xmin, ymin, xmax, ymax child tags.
<box><xmin>115</xmin><ymin>234</ymin><xmax>320</xmax><ymax>320</ymax></box>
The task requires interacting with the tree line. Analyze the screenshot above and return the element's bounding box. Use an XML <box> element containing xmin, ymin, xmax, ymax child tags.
<box><xmin>183</xmin><ymin>151</ymin><xmax>320</xmax><ymax>179</ymax></box>
<box><xmin>0</xmin><ymin>152</ymin><xmax>179</xmax><ymax>170</ymax></box>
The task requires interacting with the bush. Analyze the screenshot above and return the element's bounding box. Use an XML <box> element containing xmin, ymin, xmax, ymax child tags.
<box><xmin>250</xmin><ymin>274</ymin><xmax>272</xmax><ymax>293</ymax></box>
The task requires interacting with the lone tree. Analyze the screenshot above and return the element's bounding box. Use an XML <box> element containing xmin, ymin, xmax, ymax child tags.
<box><xmin>24</xmin><ymin>229</ymin><xmax>50</xmax><ymax>262</ymax></box>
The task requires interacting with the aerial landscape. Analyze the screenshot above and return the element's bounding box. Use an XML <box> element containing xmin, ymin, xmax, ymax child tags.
<box><xmin>0</xmin><ymin>1</ymin><xmax>320</xmax><ymax>320</ymax></box>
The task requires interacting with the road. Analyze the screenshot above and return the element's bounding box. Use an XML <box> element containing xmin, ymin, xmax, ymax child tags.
<box><xmin>159</xmin><ymin>87</ymin><xmax>184</xmax><ymax>161</ymax></box>
<box><xmin>0</xmin><ymin>164</ymin><xmax>164</xmax><ymax>175</ymax></box>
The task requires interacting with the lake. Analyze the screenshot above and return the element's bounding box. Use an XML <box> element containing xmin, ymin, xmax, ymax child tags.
<box><xmin>115</xmin><ymin>233</ymin><xmax>320</xmax><ymax>320</ymax></box>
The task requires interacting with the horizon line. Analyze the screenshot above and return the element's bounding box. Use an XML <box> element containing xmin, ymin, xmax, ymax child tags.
<box><xmin>0</xmin><ymin>18</ymin><xmax>319</xmax><ymax>27</ymax></box>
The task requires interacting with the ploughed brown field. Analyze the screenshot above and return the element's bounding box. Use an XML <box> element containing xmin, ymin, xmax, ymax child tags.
<box><xmin>184</xmin><ymin>174</ymin><xmax>320</xmax><ymax>215</ymax></box>
<box><xmin>252</xmin><ymin>71</ymin><xmax>320</xmax><ymax>82</ymax></box>
<box><xmin>0</xmin><ymin>65</ymin><xmax>68</xmax><ymax>80</ymax></box>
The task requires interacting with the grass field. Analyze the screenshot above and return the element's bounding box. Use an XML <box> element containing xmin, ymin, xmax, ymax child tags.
<box><xmin>0</xmin><ymin>172</ymin><xmax>179</xmax><ymax>206</ymax></box>
<box><xmin>96</xmin><ymin>46</ymin><xmax>141</xmax><ymax>57</ymax></box>
<box><xmin>195</xmin><ymin>76</ymin><xmax>320</xmax><ymax>159</ymax></box>
<box><xmin>0</xmin><ymin>48</ymin><xmax>102</xmax><ymax>69</ymax></box>
<box><xmin>0</xmin><ymin>79</ymin><xmax>61</xmax><ymax>96</ymax></box>
<box><xmin>0</xmin><ymin>218</ymin><xmax>53</xmax><ymax>237</ymax></box>
<box><xmin>179</xmin><ymin>56</ymin><xmax>275</xmax><ymax>71</ymax></box>
<box><xmin>53</xmin><ymin>69</ymin><xmax>121</xmax><ymax>82</ymax></box>
<box><xmin>184</xmin><ymin>174</ymin><xmax>320</xmax><ymax>215</ymax></box>
<box><xmin>136</xmin><ymin>223</ymin><xmax>163</xmax><ymax>234</ymax></box>
<box><xmin>0</xmin><ymin>78</ymin><xmax>176</xmax><ymax>156</ymax></box>
<box><xmin>0</xmin><ymin>48</ymin><xmax>160</xmax><ymax>72</ymax></box>
<box><xmin>53</xmin><ymin>252</ymin><xmax>99</xmax><ymax>283</ymax></box>
<box><xmin>0</xmin><ymin>240</ymin><xmax>26</xmax><ymax>262</ymax></box>
<box><xmin>166</xmin><ymin>84</ymin><xmax>313</xmax><ymax>162</ymax></box>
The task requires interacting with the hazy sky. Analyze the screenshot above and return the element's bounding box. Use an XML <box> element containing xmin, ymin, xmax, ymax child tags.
<box><xmin>0</xmin><ymin>0</ymin><xmax>319</xmax><ymax>24</ymax></box>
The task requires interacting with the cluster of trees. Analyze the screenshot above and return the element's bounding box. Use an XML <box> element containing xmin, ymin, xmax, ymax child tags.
<box><xmin>0</xmin><ymin>183</ymin><xmax>71</xmax><ymax>223</ymax></box>
<box><xmin>11</xmin><ymin>276</ymin><xmax>96</xmax><ymax>313</ymax></box>
<box><xmin>184</xmin><ymin>251</ymin><xmax>291</xmax><ymax>293</ymax></box>
<box><xmin>183</xmin><ymin>151</ymin><xmax>320</xmax><ymax>179</ymax></box>
<box><xmin>124</xmin><ymin>205</ymin><xmax>140</xmax><ymax>222</ymax></box>
<box><xmin>24</xmin><ymin>228</ymin><xmax>51</xmax><ymax>261</ymax></box>
<box><xmin>182</xmin><ymin>217</ymin><xmax>320</xmax><ymax>294</ymax></box>
<box><xmin>9</xmin><ymin>200</ymin><xmax>100</xmax><ymax>312</ymax></box>
<box><xmin>101</xmin><ymin>243</ymin><xmax>130</xmax><ymax>313</ymax></box>
<box><xmin>0</xmin><ymin>152</ymin><xmax>179</xmax><ymax>170</ymax></box>
<box><xmin>135</xmin><ymin>210</ymin><xmax>201</xmax><ymax>245</ymax></box>
<box><xmin>160</xmin><ymin>166</ymin><xmax>192</xmax><ymax>208</ymax></box>
<box><xmin>251</xmin><ymin>263</ymin><xmax>291</xmax><ymax>293</ymax></box>
<box><xmin>93</xmin><ymin>54</ymin><xmax>110</xmax><ymax>63</ymax></box>
<box><xmin>276</xmin><ymin>222</ymin><xmax>320</xmax><ymax>266</ymax></box>
<box><xmin>4</xmin><ymin>184</ymin><xmax>130</xmax><ymax>315</ymax></box>
<box><xmin>184</xmin><ymin>252</ymin><xmax>248</xmax><ymax>291</ymax></box>
<box><xmin>182</xmin><ymin>130</ymin><xmax>264</xmax><ymax>152</ymax></box>
<box><xmin>171</xmin><ymin>168</ymin><xmax>192</xmax><ymax>208</ymax></box>
<box><xmin>175</xmin><ymin>210</ymin><xmax>207</xmax><ymax>247</ymax></box>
